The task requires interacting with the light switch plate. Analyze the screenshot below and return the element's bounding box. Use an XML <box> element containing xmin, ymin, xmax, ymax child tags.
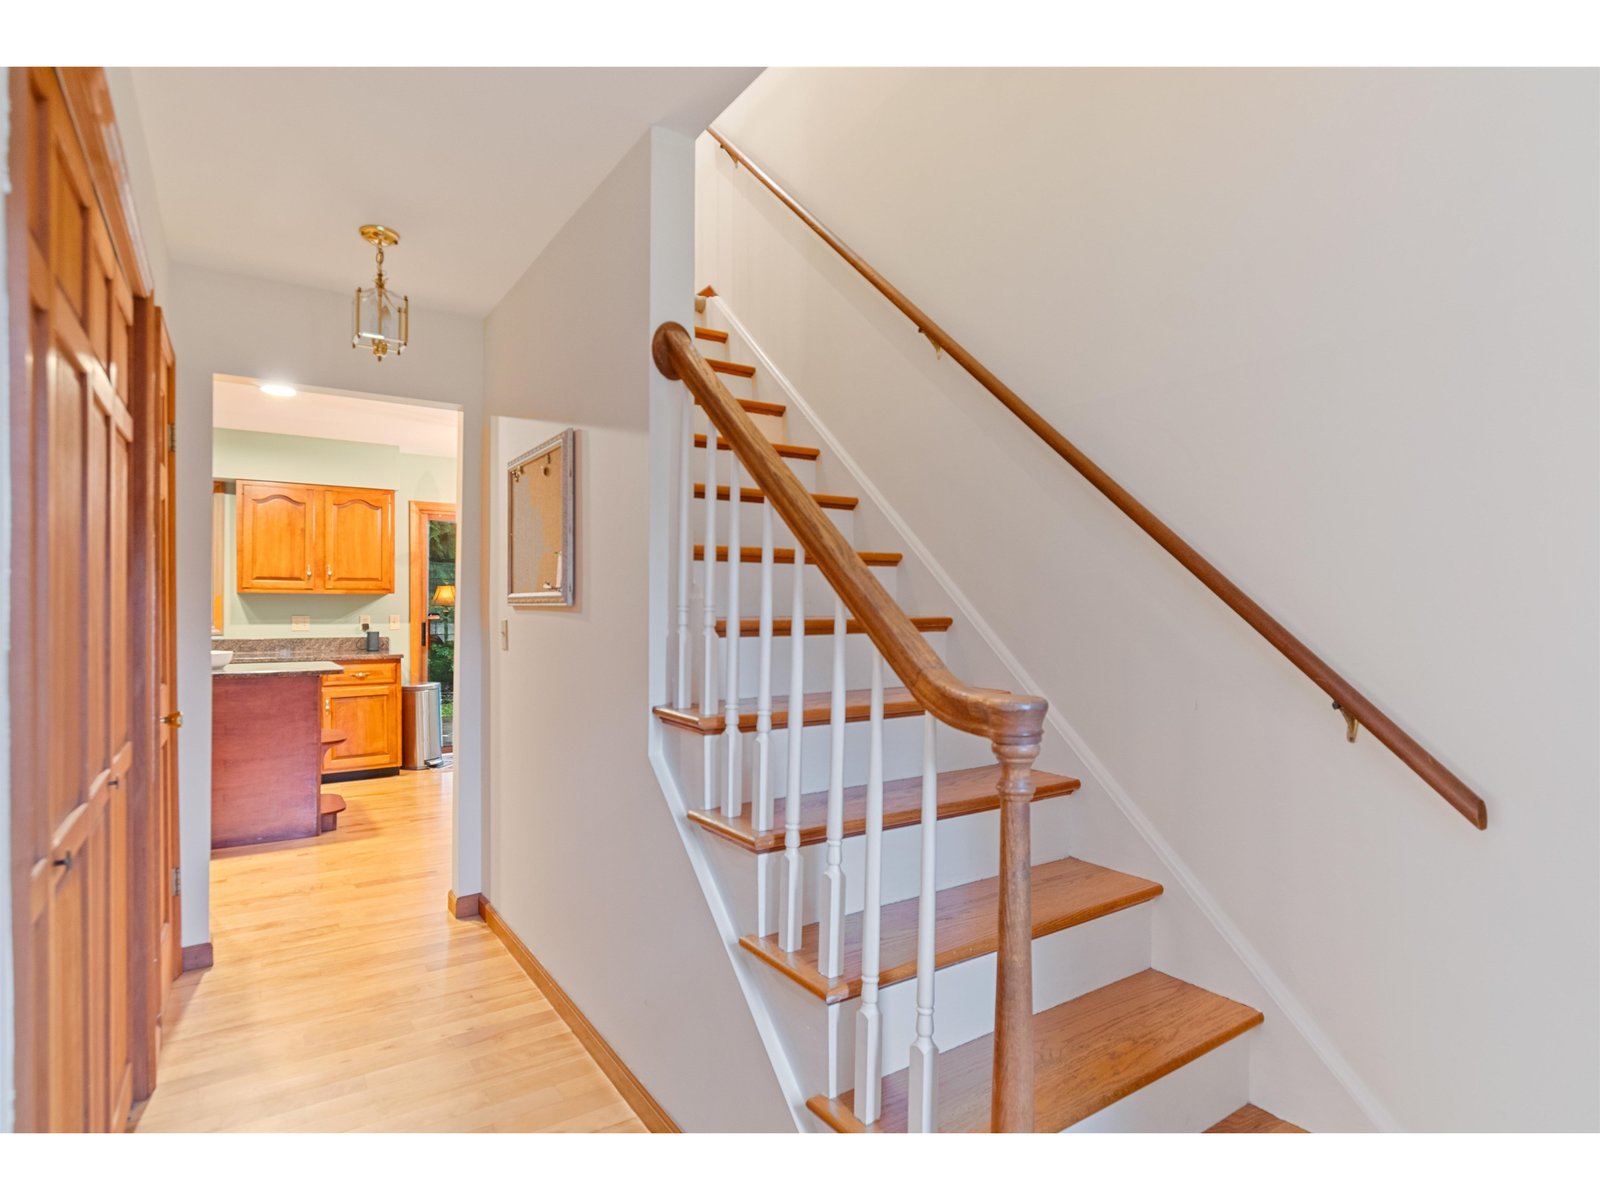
<box><xmin>291</xmin><ymin>615</ymin><xmax>310</xmax><ymax>631</ymax></box>
<box><xmin>389</xmin><ymin>614</ymin><xmax>402</xmax><ymax>629</ymax></box>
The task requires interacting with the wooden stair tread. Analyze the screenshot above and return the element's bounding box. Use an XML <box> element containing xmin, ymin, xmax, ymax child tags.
<box><xmin>694</xmin><ymin>433</ymin><xmax>819</xmax><ymax>461</ymax></box>
<box><xmin>694</xmin><ymin>325</ymin><xmax>729</xmax><ymax>344</ymax></box>
<box><xmin>655</xmin><ymin>686</ymin><xmax>924</xmax><ymax>735</ymax></box>
<box><xmin>697</xmin><ymin>396</ymin><xmax>785</xmax><ymax>418</ymax></box>
<box><xmin>808</xmin><ymin>969</ymin><xmax>1263</xmax><ymax>1132</ymax></box>
<box><xmin>695</xmin><ymin>544</ymin><xmax>901</xmax><ymax>567</ymax></box>
<box><xmin>706</xmin><ymin>357</ymin><xmax>757</xmax><ymax>378</ymax></box>
<box><xmin>686</xmin><ymin>764</ymin><xmax>1080</xmax><ymax>854</ymax></box>
<box><xmin>695</xmin><ymin>483</ymin><xmax>859</xmax><ymax>511</ymax></box>
<box><xmin>743</xmin><ymin>857</ymin><xmax>1161</xmax><ymax>1004</ymax></box>
<box><xmin>715</xmin><ymin>616</ymin><xmax>948</xmax><ymax>638</ymax></box>
<box><xmin>1205</xmin><ymin>1103</ymin><xmax>1307</xmax><ymax>1133</ymax></box>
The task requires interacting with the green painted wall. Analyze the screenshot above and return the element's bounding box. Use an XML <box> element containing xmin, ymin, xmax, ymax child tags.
<box><xmin>213</xmin><ymin>427</ymin><xmax>457</xmax><ymax>681</ymax></box>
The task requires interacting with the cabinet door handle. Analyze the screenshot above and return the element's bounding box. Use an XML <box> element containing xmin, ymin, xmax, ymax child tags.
<box><xmin>327</xmin><ymin>564</ymin><xmax>333</xmax><ymax>580</ymax></box>
<box><xmin>306</xmin><ymin>565</ymin><xmax>312</xmax><ymax>579</ymax></box>
<box><xmin>351</xmin><ymin>671</ymin><xmax>370</xmax><ymax>679</ymax></box>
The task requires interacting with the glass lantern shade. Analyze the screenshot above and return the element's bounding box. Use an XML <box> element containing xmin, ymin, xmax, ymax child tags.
<box><xmin>352</xmin><ymin>284</ymin><xmax>409</xmax><ymax>360</ymax></box>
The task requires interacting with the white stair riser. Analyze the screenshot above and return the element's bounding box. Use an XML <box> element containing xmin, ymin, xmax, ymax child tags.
<box><xmin>689</xmin><ymin>400</ymin><xmax>785</xmax><ymax>438</ymax></box>
<box><xmin>694</xmin><ymin>496</ymin><xmax>855</xmax><ymax>548</ymax></box>
<box><xmin>714</xmin><ymin>629</ymin><xmax>947</xmax><ymax>697</ymax></box>
<box><xmin>694</xmin><ymin>443</ymin><xmax>818</xmax><ymax>492</ymax></box>
<box><xmin>1064</xmin><ymin>1033</ymin><xmax>1251</xmax><ymax>1133</ymax></box>
<box><xmin>690</xmin><ymin>560</ymin><xmax>896</xmax><ymax>618</ymax></box>
<box><xmin>722</xmin><ymin>790</ymin><xmax>1079</xmax><ymax>938</ymax></box>
<box><xmin>752</xmin><ymin>715</ymin><xmax>992</xmax><ymax>796</ymax></box>
<box><xmin>825</xmin><ymin>908</ymin><xmax>1153</xmax><ymax>1099</ymax></box>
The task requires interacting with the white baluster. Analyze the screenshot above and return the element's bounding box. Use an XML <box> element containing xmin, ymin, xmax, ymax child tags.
<box><xmin>753</xmin><ymin>499</ymin><xmax>775</xmax><ymax>833</ymax></box>
<box><xmin>675</xmin><ymin>391</ymin><xmax>692</xmax><ymax>708</ymax></box>
<box><xmin>780</xmin><ymin>539</ymin><xmax>805</xmax><ymax>953</ymax></box>
<box><xmin>853</xmin><ymin>651</ymin><xmax>886</xmax><ymax>1124</ymax></box>
<box><xmin>906</xmin><ymin>714</ymin><xmax>940</xmax><ymax>1132</ymax></box>
<box><xmin>722</xmin><ymin>455</ymin><xmax>743</xmax><ymax>820</ymax></box>
<box><xmin>701</xmin><ymin>418</ymin><xmax>718</xmax><ymax>811</ymax></box>
<box><xmin>818</xmin><ymin>595</ymin><xmax>847</xmax><ymax>980</ymax></box>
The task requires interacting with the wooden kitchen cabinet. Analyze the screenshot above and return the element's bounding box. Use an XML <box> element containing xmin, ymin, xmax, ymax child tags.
<box><xmin>236</xmin><ymin>481</ymin><xmax>318</xmax><ymax>591</ymax></box>
<box><xmin>321</xmin><ymin>659</ymin><xmax>402</xmax><ymax>774</ymax></box>
<box><xmin>235</xmin><ymin>479</ymin><xmax>395</xmax><ymax>594</ymax></box>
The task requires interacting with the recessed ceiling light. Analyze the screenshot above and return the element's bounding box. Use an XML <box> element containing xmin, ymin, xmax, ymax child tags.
<box><xmin>259</xmin><ymin>383</ymin><xmax>297</xmax><ymax>398</ymax></box>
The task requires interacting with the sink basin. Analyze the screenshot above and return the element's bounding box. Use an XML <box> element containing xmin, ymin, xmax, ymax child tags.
<box><xmin>211</xmin><ymin>649</ymin><xmax>234</xmax><ymax>670</ymax></box>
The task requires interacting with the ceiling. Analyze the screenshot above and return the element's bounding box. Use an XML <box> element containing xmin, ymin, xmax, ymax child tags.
<box><xmin>213</xmin><ymin>377</ymin><xmax>461</xmax><ymax>458</ymax></box>
<box><xmin>130</xmin><ymin>68</ymin><xmax>760</xmax><ymax>315</ymax></box>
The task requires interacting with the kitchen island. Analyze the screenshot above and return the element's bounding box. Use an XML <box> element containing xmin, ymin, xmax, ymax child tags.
<box><xmin>212</xmin><ymin>661</ymin><xmax>344</xmax><ymax>847</ymax></box>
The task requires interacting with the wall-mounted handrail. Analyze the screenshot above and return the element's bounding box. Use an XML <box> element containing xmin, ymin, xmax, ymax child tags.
<box><xmin>706</xmin><ymin>125</ymin><xmax>1488</xmax><ymax>832</ymax></box>
<box><xmin>653</xmin><ymin>321</ymin><xmax>1044</xmax><ymax>1129</ymax></box>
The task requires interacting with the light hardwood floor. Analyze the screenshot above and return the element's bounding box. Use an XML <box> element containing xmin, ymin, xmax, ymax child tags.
<box><xmin>133</xmin><ymin>768</ymin><xmax>646</xmax><ymax>1132</ymax></box>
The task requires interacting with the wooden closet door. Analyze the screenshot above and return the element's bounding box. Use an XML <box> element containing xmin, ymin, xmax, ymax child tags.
<box><xmin>10</xmin><ymin>66</ymin><xmax>142</xmax><ymax>1133</ymax></box>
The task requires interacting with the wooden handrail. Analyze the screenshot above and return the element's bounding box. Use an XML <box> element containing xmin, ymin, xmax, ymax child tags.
<box><xmin>654</xmin><ymin>324</ymin><xmax>1047</xmax><ymax>749</ymax></box>
<box><xmin>653</xmin><ymin>321</ymin><xmax>1044</xmax><ymax>1130</ymax></box>
<box><xmin>707</xmin><ymin>126</ymin><xmax>1488</xmax><ymax>832</ymax></box>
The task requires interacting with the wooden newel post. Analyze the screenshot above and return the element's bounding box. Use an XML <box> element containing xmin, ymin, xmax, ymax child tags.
<box><xmin>991</xmin><ymin>734</ymin><xmax>1040</xmax><ymax>1132</ymax></box>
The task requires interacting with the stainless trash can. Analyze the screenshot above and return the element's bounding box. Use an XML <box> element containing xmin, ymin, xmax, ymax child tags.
<box><xmin>402</xmin><ymin>682</ymin><xmax>444</xmax><ymax>769</ymax></box>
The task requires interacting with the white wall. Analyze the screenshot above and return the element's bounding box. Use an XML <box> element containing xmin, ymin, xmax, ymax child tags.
<box><xmin>164</xmin><ymin>263</ymin><xmax>487</xmax><ymax>948</ymax></box>
<box><xmin>704</xmin><ymin>68</ymin><xmax>1599</xmax><ymax>1131</ymax></box>
<box><xmin>483</xmin><ymin>128</ymin><xmax>791</xmax><ymax>1131</ymax></box>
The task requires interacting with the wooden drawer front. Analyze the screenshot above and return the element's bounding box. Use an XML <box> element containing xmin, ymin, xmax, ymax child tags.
<box><xmin>325</xmin><ymin>659</ymin><xmax>399</xmax><ymax>689</ymax></box>
<box><xmin>322</xmin><ymin>684</ymin><xmax>400</xmax><ymax>772</ymax></box>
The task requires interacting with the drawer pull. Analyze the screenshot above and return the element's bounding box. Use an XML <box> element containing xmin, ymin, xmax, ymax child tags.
<box><xmin>350</xmin><ymin>671</ymin><xmax>370</xmax><ymax>678</ymax></box>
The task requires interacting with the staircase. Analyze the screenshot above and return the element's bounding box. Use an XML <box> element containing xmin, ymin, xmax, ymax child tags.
<box><xmin>652</xmin><ymin>299</ymin><xmax>1305</xmax><ymax>1133</ymax></box>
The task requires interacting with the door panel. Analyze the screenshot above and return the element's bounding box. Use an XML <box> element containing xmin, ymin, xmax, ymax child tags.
<box><xmin>237</xmin><ymin>481</ymin><xmax>317</xmax><ymax>591</ymax></box>
<box><xmin>10</xmin><ymin>67</ymin><xmax>154</xmax><ymax>1132</ymax></box>
<box><xmin>322</xmin><ymin>486</ymin><xmax>394</xmax><ymax>592</ymax></box>
<box><xmin>323</xmin><ymin>684</ymin><xmax>401</xmax><ymax>771</ymax></box>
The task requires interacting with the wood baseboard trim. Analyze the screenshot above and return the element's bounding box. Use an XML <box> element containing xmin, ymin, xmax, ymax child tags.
<box><xmin>180</xmin><ymin>942</ymin><xmax>214</xmax><ymax>972</ymax></box>
<box><xmin>480</xmin><ymin>898</ymin><xmax>679</xmax><ymax>1133</ymax></box>
<box><xmin>447</xmin><ymin>890</ymin><xmax>482</xmax><ymax>919</ymax></box>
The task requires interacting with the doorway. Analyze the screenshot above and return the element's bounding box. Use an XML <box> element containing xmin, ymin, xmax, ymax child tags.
<box><xmin>410</xmin><ymin>502</ymin><xmax>457</xmax><ymax>750</ymax></box>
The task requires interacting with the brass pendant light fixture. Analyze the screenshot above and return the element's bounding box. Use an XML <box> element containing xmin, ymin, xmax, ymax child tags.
<box><xmin>351</xmin><ymin>224</ymin><xmax>409</xmax><ymax>361</ymax></box>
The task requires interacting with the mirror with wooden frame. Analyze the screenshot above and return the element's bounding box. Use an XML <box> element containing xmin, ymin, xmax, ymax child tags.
<box><xmin>507</xmin><ymin>428</ymin><xmax>576</xmax><ymax>608</ymax></box>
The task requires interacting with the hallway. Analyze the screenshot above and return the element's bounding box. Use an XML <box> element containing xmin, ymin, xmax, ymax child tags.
<box><xmin>133</xmin><ymin>770</ymin><xmax>646</xmax><ymax>1132</ymax></box>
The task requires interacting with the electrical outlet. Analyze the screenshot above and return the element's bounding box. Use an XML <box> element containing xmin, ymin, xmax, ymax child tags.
<box><xmin>360</xmin><ymin>613</ymin><xmax>371</xmax><ymax>627</ymax></box>
<box><xmin>389</xmin><ymin>614</ymin><xmax>402</xmax><ymax>629</ymax></box>
<box><xmin>291</xmin><ymin>615</ymin><xmax>310</xmax><ymax>632</ymax></box>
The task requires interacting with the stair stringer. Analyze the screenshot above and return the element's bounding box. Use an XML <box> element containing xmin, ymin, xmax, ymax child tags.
<box><xmin>646</xmin><ymin>718</ymin><xmax>815</xmax><ymax>1130</ymax></box>
<box><xmin>706</xmin><ymin>293</ymin><xmax>1386</xmax><ymax>1133</ymax></box>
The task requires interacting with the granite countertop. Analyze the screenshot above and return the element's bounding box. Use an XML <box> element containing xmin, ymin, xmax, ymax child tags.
<box><xmin>214</xmin><ymin>660</ymin><xmax>345</xmax><ymax>678</ymax></box>
<box><xmin>215</xmin><ymin>636</ymin><xmax>400</xmax><ymax>663</ymax></box>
